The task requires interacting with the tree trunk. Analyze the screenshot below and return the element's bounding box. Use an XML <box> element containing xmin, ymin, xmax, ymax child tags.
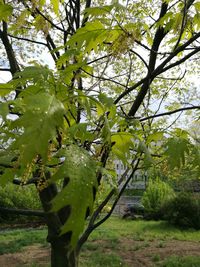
<box><xmin>37</xmin><ymin>174</ymin><xmax>79</xmax><ymax>267</ymax></box>
<box><xmin>46</xmin><ymin>216</ymin><xmax>79</xmax><ymax>267</ymax></box>
<box><xmin>51</xmin><ymin>239</ymin><xmax>78</xmax><ymax>267</ymax></box>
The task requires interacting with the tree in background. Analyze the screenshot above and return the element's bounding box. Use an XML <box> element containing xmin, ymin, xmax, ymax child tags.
<box><xmin>0</xmin><ymin>0</ymin><xmax>200</xmax><ymax>266</ymax></box>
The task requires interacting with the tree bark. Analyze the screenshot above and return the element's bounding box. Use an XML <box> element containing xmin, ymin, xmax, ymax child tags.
<box><xmin>0</xmin><ymin>22</ymin><xmax>20</xmax><ymax>75</ymax></box>
<box><xmin>38</xmin><ymin>175</ymin><xmax>78</xmax><ymax>267</ymax></box>
<box><xmin>51</xmin><ymin>239</ymin><xmax>78</xmax><ymax>267</ymax></box>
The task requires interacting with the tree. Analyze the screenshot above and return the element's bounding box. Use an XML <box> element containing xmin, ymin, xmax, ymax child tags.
<box><xmin>0</xmin><ymin>0</ymin><xmax>200</xmax><ymax>266</ymax></box>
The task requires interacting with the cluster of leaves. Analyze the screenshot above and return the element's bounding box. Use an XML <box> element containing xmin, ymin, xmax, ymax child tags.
<box><xmin>0</xmin><ymin>65</ymin><xmax>141</xmax><ymax>247</ymax></box>
<box><xmin>160</xmin><ymin>128</ymin><xmax>200</xmax><ymax>180</ymax></box>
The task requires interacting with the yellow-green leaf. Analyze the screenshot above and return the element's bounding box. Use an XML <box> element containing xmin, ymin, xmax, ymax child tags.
<box><xmin>0</xmin><ymin>3</ymin><xmax>13</xmax><ymax>21</ymax></box>
<box><xmin>0</xmin><ymin>83</ymin><xmax>14</xmax><ymax>96</ymax></box>
<box><xmin>51</xmin><ymin>0</ymin><xmax>59</xmax><ymax>15</ymax></box>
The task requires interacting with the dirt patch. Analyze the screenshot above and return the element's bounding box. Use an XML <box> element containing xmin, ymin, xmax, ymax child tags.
<box><xmin>0</xmin><ymin>245</ymin><xmax>50</xmax><ymax>267</ymax></box>
<box><xmin>119</xmin><ymin>239</ymin><xmax>200</xmax><ymax>267</ymax></box>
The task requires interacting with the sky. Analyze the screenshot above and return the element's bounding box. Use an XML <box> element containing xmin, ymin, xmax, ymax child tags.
<box><xmin>0</xmin><ymin>71</ymin><xmax>12</xmax><ymax>83</ymax></box>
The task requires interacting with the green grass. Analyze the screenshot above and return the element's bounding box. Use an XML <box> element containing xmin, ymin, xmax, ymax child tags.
<box><xmin>160</xmin><ymin>255</ymin><xmax>200</xmax><ymax>267</ymax></box>
<box><xmin>80</xmin><ymin>251</ymin><xmax>126</xmax><ymax>267</ymax></box>
<box><xmin>0</xmin><ymin>227</ymin><xmax>48</xmax><ymax>254</ymax></box>
<box><xmin>89</xmin><ymin>217</ymin><xmax>200</xmax><ymax>242</ymax></box>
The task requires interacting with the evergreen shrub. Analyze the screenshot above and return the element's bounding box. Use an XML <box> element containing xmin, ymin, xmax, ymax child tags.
<box><xmin>162</xmin><ymin>192</ymin><xmax>200</xmax><ymax>229</ymax></box>
<box><xmin>142</xmin><ymin>178</ymin><xmax>175</xmax><ymax>220</ymax></box>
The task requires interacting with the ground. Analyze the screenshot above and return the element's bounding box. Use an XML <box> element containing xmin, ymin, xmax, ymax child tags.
<box><xmin>1</xmin><ymin>239</ymin><xmax>200</xmax><ymax>266</ymax></box>
<box><xmin>1</xmin><ymin>218</ymin><xmax>200</xmax><ymax>266</ymax></box>
<box><xmin>119</xmin><ymin>239</ymin><xmax>200</xmax><ymax>266</ymax></box>
<box><xmin>0</xmin><ymin>245</ymin><xmax>50</xmax><ymax>267</ymax></box>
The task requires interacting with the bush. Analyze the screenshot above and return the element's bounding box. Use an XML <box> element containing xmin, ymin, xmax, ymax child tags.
<box><xmin>162</xmin><ymin>192</ymin><xmax>200</xmax><ymax>229</ymax></box>
<box><xmin>142</xmin><ymin>178</ymin><xmax>175</xmax><ymax>220</ymax></box>
<box><xmin>0</xmin><ymin>183</ymin><xmax>42</xmax><ymax>222</ymax></box>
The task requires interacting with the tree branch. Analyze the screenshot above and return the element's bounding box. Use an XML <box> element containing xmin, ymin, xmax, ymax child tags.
<box><xmin>0</xmin><ymin>68</ymin><xmax>11</xmax><ymax>72</ymax></box>
<box><xmin>0</xmin><ymin>206</ymin><xmax>45</xmax><ymax>217</ymax></box>
<box><xmin>81</xmin><ymin>68</ymin><xmax>127</xmax><ymax>88</ymax></box>
<box><xmin>87</xmin><ymin>54</ymin><xmax>112</xmax><ymax>65</ymax></box>
<box><xmin>139</xmin><ymin>105</ymin><xmax>200</xmax><ymax>122</ymax></box>
<box><xmin>7</xmin><ymin>33</ymin><xmax>48</xmax><ymax>46</ymax></box>
<box><xmin>20</xmin><ymin>0</ymin><xmax>60</xmax><ymax>62</ymax></box>
<box><xmin>130</xmin><ymin>49</ymin><xmax>149</xmax><ymax>70</ymax></box>
<box><xmin>114</xmin><ymin>2</ymin><xmax>169</xmax><ymax>108</ymax></box>
<box><xmin>0</xmin><ymin>22</ymin><xmax>20</xmax><ymax>76</ymax></box>
<box><xmin>81</xmin><ymin>0</ymin><xmax>92</xmax><ymax>27</ymax></box>
<box><xmin>156</xmin><ymin>46</ymin><xmax>200</xmax><ymax>76</ymax></box>
<box><xmin>77</xmin><ymin>158</ymin><xmax>140</xmax><ymax>252</ymax></box>
<box><xmin>153</xmin><ymin>32</ymin><xmax>200</xmax><ymax>77</ymax></box>
<box><xmin>114</xmin><ymin>12</ymin><xmax>200</xmax><ymax>109</ymax></box>
<box><xmin>35</xmin><ymin>8</ymin><xmax>66</xmax><ymax>32</ymax></box>
<box><xmin>92</xmin><ymin>159</ymin><xmax>140</xmax><ymax>228</ymax></box>
<box><xmin>13</xmin><ymin>177</ymin><xmax>39</xmax><ymax>185</ymax></box>
<box><xmin>127</xmin><ymin>2</ymin><xmax>168</xmax><ymax>117</ymax></box>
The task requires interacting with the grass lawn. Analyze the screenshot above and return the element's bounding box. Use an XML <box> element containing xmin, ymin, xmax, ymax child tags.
<box><xmin>1</xmin><ymin>217</ymin><xmax>200</xmax><ymax>266</ymax></box>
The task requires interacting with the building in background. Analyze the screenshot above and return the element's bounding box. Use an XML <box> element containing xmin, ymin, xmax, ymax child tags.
<box><xmin>114</xmin><ymin>160</ymin><xmax>147</xmax><ymax>190</ymax></box>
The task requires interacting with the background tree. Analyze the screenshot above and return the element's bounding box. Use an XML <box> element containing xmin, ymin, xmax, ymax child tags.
<box><xmin>0</xmin><ymin>0</ymin><xmax>200</xmax><ymax>266</ymax></box>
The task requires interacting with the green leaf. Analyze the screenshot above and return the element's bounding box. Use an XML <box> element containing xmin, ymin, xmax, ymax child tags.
<box><xmin>138</xmin><ymin>141</ymin><xmax>153</xmax><ymax>168</ymax></box>
<box><xmin>191</xmin><ymin>146</ymin><xmax>200</xmax><ymax>175</ymax></box>
<box><xmin>146</xmin><ymin>31</ymin><xmax>153</xmax><ymax>46</ymax></box>
<box><xmin>164</xmin><ymin>137</ymin><xmax>190</xmax><ymax>169</ymax></box>
<box><xmin>111</xmin><ymin>132</ymin><xmax>134</xmax><ymax>164</ymax></box>
<box><xmin>11</xmin><ymin>93</ymin><xmax>65</xmax><ymax>165</ymax></box>
<box><xmin>194</xmin><ymin>13</ymin><xmax>200</xmax><ymax>31</ymax></box>
<box><xmin>56</xmin><ymin>49</ymin><xmax>80</xmax><ymax>69</ymax></box>
<box><xmin>67</xmin><ymin>20</ymin><xmax>106</xmax><ymax>52</ymax></box>
<box><xmin>98</xmin><ymin>93</ymin><xmax>114</xmax><ymax>108</ymax></box>
<box><xmin>0</xmin><ymin>3</ymin><xmax>13</xmax><ymax>21</ymax></box>
<box><xmin>146</xmin><ymin>132</ymin><xmax>164</xmax><ymax>144</ymax></box>
<box><xmin>19</xmin><ymin>85</ymin><xmax>43</xmax><ymax>97</ymax></box>
<box><xmin>173</xmin><ymin>128</ymin><xmax>189</xmax><ymax>139</ymax></box>
<box><xmin>101</xmin><ymin>116</ymin><xmax>111</xmax><ymax>143</ymax></box>
<box><xmin>84</xmin><ymin>95</ymin><xmax>105</xmax><ymax>117</ymax></box>
<box><xmin>194</xmin><ymin>2</ymin><xmax>200</xmax><ymax>12</ymax></box>
<box><xmin>0</xmin><ymin>83</ymin><xmax>14</xmax><ymax>96</ymax></box>
<box><xmin>68</xmin><ymin>123</ymin><xmax>94</xmax><ymax>143</ymax></box>
<box><xmin>0</xmin><ymin>169</ymin><xmax>15</xmax><ymax>186</ymax></box>
<box><xmin>0</xmin><ymin>102</ymin><xmax>9</xmax><ymax>120</ymax></box>
<box><xmin>84</xmin><ymin>5</ymin><xmax>114</xmax><ymax>18</ymax></box>
<box><xmin>51</xmin><ymin>144</ymin><xmax>98</xmax><ymax>248</ymax></box>
<box><xmin>14</xmin><ymin>66</ymin><xmax>52</xmax><ymax>82</ymax></box>
<box><xmin>62</xmin><ymin>61</ymin><xmax>86</xmax><ymax>85</ymax></box>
